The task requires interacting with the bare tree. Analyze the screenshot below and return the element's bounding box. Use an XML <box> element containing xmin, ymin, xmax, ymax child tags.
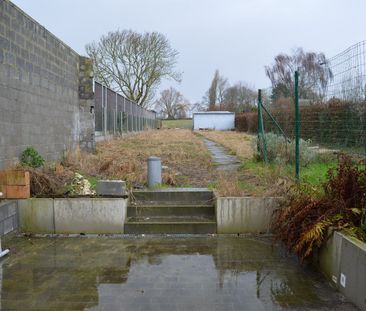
<box><xmin>86</xmin><ymin>30</ymin><xmax>181</xmax><ymax>108</ymax></box>
<box><xmin>208</xmin><ymin>70</ymin><xmax>219</xmax><ymax>110</ymax></box>
<box><xmin>155</xmin><ymin>87</ymin><xmax>189</xmax><ymax>119</ymax></box>
<box><xmin>265</xmin><ymin>48</ymin><xmax>333</xmax><ymax>101</ymax></box>
<box><xmin>222</xmin><ymin>82</ymin><xmax>256</xmax><ymax>112</ymax></box>
<box><xmin>217</xmin><ymin>74</ymin><xmax>228</xmax><ymax>106</ymax></box>
<box><xmin>207</xmin><ymin>70</ymin><xmax>228</xmax><ymax>110</ymax></box>
<box><xmin>191</xmin><ymin>101</ymin><xmax>208</xmax><ymax>113</ymax></box>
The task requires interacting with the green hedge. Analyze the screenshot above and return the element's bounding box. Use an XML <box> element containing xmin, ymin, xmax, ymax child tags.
<box><xmin>236</xmin><ymin>101</ymin><xmax>365</xmax><ymax>150</ymax></box>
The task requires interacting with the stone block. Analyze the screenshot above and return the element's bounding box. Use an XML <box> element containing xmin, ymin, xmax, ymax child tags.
<box><xmin>96</xmin><ymin>180</ymin><xmax>127</xmax><ymax>197</ymax></box>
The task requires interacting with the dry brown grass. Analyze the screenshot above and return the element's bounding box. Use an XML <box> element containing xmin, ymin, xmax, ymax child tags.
<box><xmin>196</xmin><ymin>130</ymin><xmax>289</xmax><ymax>196</ymax></box>
<box><xmin>22</xmin><ymin>129</ymin><xmax>281</xmax><ymax>196</ymax></box>
<box><xmin>197</xmin><ymin>131</ymin><xmax>254</xmax><ymax>159</ymax></box>
<box><xmin>65</xmin><ymin>129</ymin><xmax>215</xmax><ymax>188</ymax></box>
<box><xmin>215</xmin><ymin>171</ymin><xmax>246</xmax><ymax>197</ymax></box>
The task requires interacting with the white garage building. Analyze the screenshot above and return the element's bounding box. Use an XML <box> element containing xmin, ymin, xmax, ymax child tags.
<box><xmin>193</xmin><ymin>111</ymin><xmax>235</xmax><ymax>131</ymax></box>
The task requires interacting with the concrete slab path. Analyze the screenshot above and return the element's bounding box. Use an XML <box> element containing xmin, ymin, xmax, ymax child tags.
<box><xmin>203</xmin><ymin>138</ymin><xmax>241</xmax><ymax>171</ymax></box>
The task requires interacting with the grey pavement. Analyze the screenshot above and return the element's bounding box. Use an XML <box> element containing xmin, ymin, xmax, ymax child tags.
<box><xmin>0</xmin><ymin>236</ymin><xmax>357</xmax><ymax>311</ymax></box>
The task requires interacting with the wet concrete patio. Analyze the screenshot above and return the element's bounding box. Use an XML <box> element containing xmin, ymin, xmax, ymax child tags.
<box><xmin>0</xmin><ymin>235</ymin><xmax>356</xmax><ymax>311</ymax></box>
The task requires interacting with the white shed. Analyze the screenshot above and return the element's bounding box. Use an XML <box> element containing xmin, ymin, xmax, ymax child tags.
<box><xmin>193</xmin><ymin>111</ymin><xmax>235</xmax><ymax>131</ymax></box>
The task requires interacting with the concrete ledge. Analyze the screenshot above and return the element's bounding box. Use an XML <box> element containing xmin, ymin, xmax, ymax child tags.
<box><xmin>18</xmin><ymin>198</ymin><xmax>128</xmax><ymax>234</ymax></box>
<box><xmin>316</xmin><ymin>231</ymin><xmax>366</xmax><ymax>311</ymax></box>
<box><xmin>216</xmin><ymin>197</ymin><xmax>281</xmax><ymax>234</ymax></box>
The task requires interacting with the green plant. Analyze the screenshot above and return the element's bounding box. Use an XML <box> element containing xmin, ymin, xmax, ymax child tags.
<box><xmin>252</xmin><ymin>132</ymin><xmax>317</xmax><ymax>166</ymax></box>
<box><xmin>272</xmin><ymin>155</ymin><xmax>366</xmax><ymax>262</ymax></box>
<box><xmin>20</xmin><ymin>146</ymin><xmax>45</xmax><ymax>168</ymax></box>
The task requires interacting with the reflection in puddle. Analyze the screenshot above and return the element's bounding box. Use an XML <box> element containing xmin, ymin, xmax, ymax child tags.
<box><xmin>0</xmin><ymin>236</ymin><xmax>355</xmax><ymax>310</ymax></box>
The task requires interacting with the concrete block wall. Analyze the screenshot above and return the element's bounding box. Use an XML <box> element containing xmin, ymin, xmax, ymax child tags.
<box><xmin>0</xmin><ymin>200</ymin><xmax>18</xmax><ymax>236</ymax></box>
<box><xmin>0</xmin><ymin>0</ymin><xmax>95</xmax><ymax>169</ymax></box>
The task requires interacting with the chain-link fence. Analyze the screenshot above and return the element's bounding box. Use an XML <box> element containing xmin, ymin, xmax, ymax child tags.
<box><xmin>262</xmin><ymin>42</ymin><xmax>365</xmax><ymax>154</ymax></box>
<box><xmin>235</xmin><ymin>41</ymin><xmax>366</xmax><ymax>180</ymax></box>
<box><xmin>94</xmin><ymin>82</ymin><xmax>159</xmax><ymax>136</ymax></box>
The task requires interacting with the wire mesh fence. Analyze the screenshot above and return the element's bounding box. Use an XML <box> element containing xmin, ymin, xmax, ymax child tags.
<box><xmin>259</xmin><ymin>42</ymin><xmax>366</xmax><ymax>159</ymax></box>
<box><xmin>94</xmin><ymin>82</ymin><xmax>159</xmax><ymax>136</ymax></box>
<box><xmin>235</xmin><ymin>41</ymin><xmax>366</xmax><ymax>181</ymax></box>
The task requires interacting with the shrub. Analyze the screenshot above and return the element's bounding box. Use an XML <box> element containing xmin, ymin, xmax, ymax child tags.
<box><xmin>264</xmin><ymin>100</ymin><xmax>364</xmax><ymax>150</ymax></box>
<box><xmin>20</xmin><ymin>146</ymin><xmax>45</xmax><ymax>168</ymax></box>
<box><xmin>235</xmin><ymin>112</ymin><xmax>257</xmax><ymax>133</ymax></box>
<box><xmin>252</xmin><ymin>132</ymin><xmax>317</xmax><ymax>166</ymax></box>
<box><xmin>272</xmin><ymin>155</ymin><xmax>366</xmax><ymax>262</ymax></box>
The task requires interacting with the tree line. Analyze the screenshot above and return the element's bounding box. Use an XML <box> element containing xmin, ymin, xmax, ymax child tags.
<box><xmin>87</xmin><ymin>28</ymin><xmax>334</xmax><ymax>119</ymax></box>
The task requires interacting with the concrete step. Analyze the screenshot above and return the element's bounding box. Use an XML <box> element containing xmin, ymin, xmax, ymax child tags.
<box><xmin>127</xmin><ymin>204</ymin><xmax>215</xmax><ymax>217</ymax></box>
<box><xmin>124</xmin><ymin>216</ymin><xmax>217</xmax><ymax>234</ymax></box>
<box><xmin>132</xmin><ymin>188</ymin><xmax>214</xmax><ymax>206</ymax></box>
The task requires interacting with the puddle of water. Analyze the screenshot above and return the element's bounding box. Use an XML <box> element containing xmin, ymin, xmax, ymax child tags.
<box><xmin>0</xmin><ymin>236</ymin><xmax>356</xmax><ymax>311</ymax></box>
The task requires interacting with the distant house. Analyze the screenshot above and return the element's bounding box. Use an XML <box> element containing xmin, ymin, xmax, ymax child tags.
<box><xmin>193</xmin><ymin>111</ymin><xmax>235</xmax><ymax>131</ymax></box>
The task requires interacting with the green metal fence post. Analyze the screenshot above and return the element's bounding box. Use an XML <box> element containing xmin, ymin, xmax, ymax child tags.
<box><xmin>257</xmin><ymin>89</ymin><xmax>268</xmax><ymax>163</ymax></box>
<box><xmin>295</xmin><ymin>70</ymin><xmax>300</xmax><ymax>181</ymax></box>
<box><xmin>257</xmin><ymin>90</ymin><xmax>261</xmax><ymax>154</ymax></box>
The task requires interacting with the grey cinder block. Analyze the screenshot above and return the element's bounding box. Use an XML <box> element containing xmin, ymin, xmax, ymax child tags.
<box><xmin>96</xmin><ymin>180</ymin><xmax>128</xmax><ymax>197</ymax></box>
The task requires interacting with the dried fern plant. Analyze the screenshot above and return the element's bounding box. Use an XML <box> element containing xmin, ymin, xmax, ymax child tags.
<box><xmin>272</xmin><ymin>154</ymin><xmax>366</xmax><ymax>262</ymax></box>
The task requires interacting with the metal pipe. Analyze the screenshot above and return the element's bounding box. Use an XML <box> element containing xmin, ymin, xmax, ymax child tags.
<box><xmin>147</xmin><ymin>157</ymin><xmax>162</xmax><ymax>188</ymax></box>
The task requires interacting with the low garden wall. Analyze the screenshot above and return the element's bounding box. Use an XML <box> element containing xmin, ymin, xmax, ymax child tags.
<box><xmin>315</xmin><ymin>231</ymin><xmax>366</xmax><ymax>311</ymax></box>
<box><xmin>216</xmin><ymin>197</ymin><xmax>281</xmax><ymax>234</ymax></box>
<box><xmin>18</xmin><ymin>198</ymin><xmax>128</xmax><ymax>234</ymax></box>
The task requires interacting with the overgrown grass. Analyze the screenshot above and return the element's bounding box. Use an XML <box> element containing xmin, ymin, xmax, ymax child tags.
<box><xmin>197</xmin><ymin>129</ymin><xmax>340</xmax><ymax>195</ymax></box>
<box><xmin>243</xmin><ymin>157</ymin><xmax>337</xmax><ymax>188</ymax></box>
<box><xmin>162</xmin><ymin>119</ymin><xmax>192</xmax><ymax>129</ymax></box>
<box><xmin>65</xmin><ymin>129</ymin><xmax>215</xmax><ymax>189</ymax></box>
<box><xmin>197</xmin><ymin>130</ymin><xmax>253</xmax><ymax>159</ymax></box>
<box><xmin>300</xmin><ymin>161</ymin><xmax>337</xmax><ymax>186</ymax></box>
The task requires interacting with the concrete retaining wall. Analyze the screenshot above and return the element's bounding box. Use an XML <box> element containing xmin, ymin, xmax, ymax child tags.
<box><xmin>0</xmin><ymin>200</ymin><xmax>18</xmax><ymax>236</ymax></box>
<box><xmin>316</xmin><ymin>231</ymin><xmax>366</xmax><ymax>311</ymax></box>
<box><xmin>18</xmin><ymin>198</ymin><xmax>127</xmax><ymax>234</ymax></box>
<box><xmin>216</xmin><ymin>197</ymin><xmax>281</xmax><ymax>234</ymax></box>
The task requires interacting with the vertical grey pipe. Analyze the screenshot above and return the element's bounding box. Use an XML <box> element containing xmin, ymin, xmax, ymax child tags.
<box><xmin>147</xmin><ymin>157</ymin><xmax>162</xmax><ymax>188</ymax></box>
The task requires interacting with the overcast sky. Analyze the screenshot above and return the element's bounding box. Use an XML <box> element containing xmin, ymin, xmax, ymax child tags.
<box><xmin>11</xmin><ymin>0</ymin><xmax>366</xmax><ymax>103</ymax></box>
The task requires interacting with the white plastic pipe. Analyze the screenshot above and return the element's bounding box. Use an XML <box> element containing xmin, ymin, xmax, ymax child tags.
<box><xmin>0</xmin><ymin>240</ymin><xmax>9</xmax><ymax>258</ymax></box>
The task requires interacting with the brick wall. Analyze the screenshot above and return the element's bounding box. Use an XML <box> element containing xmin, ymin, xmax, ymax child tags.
<box><xmin>0</xmin><ymin>0</ymin><xmax>95</xmax><ymax>169</ymax></box>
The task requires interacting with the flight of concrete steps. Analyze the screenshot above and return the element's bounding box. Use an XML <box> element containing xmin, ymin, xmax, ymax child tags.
<box><xmin>125</xmin><ymin>188</ymin><xmax>217</xmax><ymax>234</ymax></box>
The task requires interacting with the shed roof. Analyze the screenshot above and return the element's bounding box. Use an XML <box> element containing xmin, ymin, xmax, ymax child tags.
<box><xmin>193</xmin><ymin>111</ymin><xmax>234</xmax><ymax>115</ymax></box>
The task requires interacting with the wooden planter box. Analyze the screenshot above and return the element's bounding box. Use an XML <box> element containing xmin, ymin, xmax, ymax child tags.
<box><xmin>0</xmin><ymin>170</ymin><xmax>30</xmax><ymax>199</ymax></box>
